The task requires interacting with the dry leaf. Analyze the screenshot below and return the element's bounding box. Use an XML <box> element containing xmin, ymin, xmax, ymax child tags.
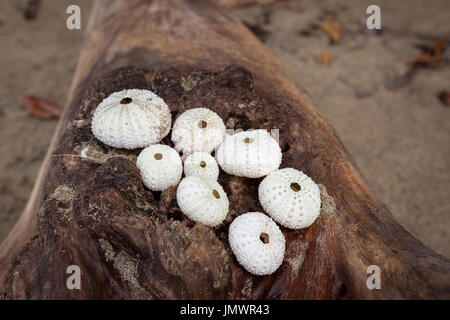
<box><xmin>22</xmin><ymin>95</ymin><xmax>63</xmax><ymax>119</ymax></box>
<box><xmin>315</xmin><ymin>51</ymin><xmax>332</xmax><ymax>65</ymax></box>
<box><xmin>23</xmin><ymin>95</ymin><xmax>53</xmax><ymax>119</ymax></box>
<box><xmin>410</xmin><ymin>38</ymin><xmax>446</xmax><ymax>67</ymax></box>
<box><xmin>320</xmin><ymin>19</ymin><xmax>342</xmax><ymax>43</ymax></box>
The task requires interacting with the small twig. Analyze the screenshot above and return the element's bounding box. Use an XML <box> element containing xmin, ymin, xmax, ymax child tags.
<box><xmin>385</xmin><ymin>67</ymin><xmax>419</xmax><ymax>91</ymax></box>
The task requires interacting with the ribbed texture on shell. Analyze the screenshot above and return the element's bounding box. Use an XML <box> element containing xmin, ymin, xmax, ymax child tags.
<box><xmin>176</xmin><ymin>176</ymin><xmax>229</xmax><ymax>227</ymax></box>
<box><xmin>171</xmin><ymin>108</ymin><xmax>225</xmax><ymax>156</ymax></box>
<box><xmin>258</xmin><ymin>168</ymin><xmax>321</xmax><ymax>229</ymax></box>
<box><xmin>216</xmin><ymin>129</ymin><xmax>281</xmax><ymax>178</ymax></box>
<box><xmin>92</xmin><ymin>89</ymin><xmax>171</xmax><ymax>149</ymax></box>
<box><xmin>136</xmin><ymin>144</ymin><xmax>182</xmax><ymax>191</ymax></box>
<box><xmin>228</xmin><ymin>212</ymin><xmax>285</xmax><ymax>275</ymax></box>
<box><xmin>184</xmin><ymin>152</ymin><xmax>219</xmax><ymax>181</ymax></box>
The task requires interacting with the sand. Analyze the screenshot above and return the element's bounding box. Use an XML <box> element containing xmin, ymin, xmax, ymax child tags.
<box><xmin>0</xmin><ymin>0</ymin><xmax>449</xmax><ymax>257</ymax></box>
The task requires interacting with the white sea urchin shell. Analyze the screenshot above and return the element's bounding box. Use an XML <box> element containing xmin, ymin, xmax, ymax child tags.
<box><xmin>216</xmin><ymin>129</ymin><xmax>282</xmax><ymax>178</ymax></box>
<box><xmin>184</xmin><ymin>152</ymin><xmax>219</xmax><ymax>181</ymax></box>
<box><xmin>229</xmin><ymin>212</ymin><xmax>285</xmax><ymax>275</ymax></box>
<box><xmin>171</xmin><ymin>108</ymin><xmax>226</xmax><ymax>156</ymax></box>
<box><xmin>258</xmin><ymin>168</ymin><xmax>321</xmax><ymax>229</ymax></box>
<box><xmin>92</xmin><ymin>89</ymin><xmax>171</xmax><ymax>149</ymax></box>
<box><xmin>136</xmin><ymin>144</ymin><xmax>182</xmax><ymax>191</ymax></box>
<box><xmin>176</xmin><ymin>176</ymin><xmax>229</xmax><ymax>227</ymax></box>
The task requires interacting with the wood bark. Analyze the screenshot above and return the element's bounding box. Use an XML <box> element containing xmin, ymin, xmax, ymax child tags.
<box><xmin>0</xmin><ymin>0</ymin><xmax>449</xmax><ymax>299</ymax></box>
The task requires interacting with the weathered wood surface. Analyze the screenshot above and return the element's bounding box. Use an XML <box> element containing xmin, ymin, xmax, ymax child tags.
<box><xmin>0</xmin><ymin>0</ymin><xmax>449</xmax><ymax>299</ymax></box>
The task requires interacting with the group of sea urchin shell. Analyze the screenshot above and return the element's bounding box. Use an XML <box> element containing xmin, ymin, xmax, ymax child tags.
<box><xmin>91</xmin><ymin>88</ymin><xmax>321</xmax><ymax>276</ymax></box>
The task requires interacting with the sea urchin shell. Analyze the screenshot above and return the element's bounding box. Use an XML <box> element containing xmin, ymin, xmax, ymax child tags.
<box><xmin>136</xmin><ymin>144</ymin><xmax>182</xmax><ymax>191</ymax></box>
<box><xmin>176</xmin><ymin>176</ymin><xmax>229</xmax><ymax>227</ymax></box>
<box><xmin>216</xmin><ymin>129</ymin><xmax>282</xmax><ymax>178</ymax></box>
<box><xmin>92</xmin><ymin>89</ymin><xmax>171</xmax><ymax>149</ymax></box>
<box><xmin>229</xmin><ymin>212</ymin><xmax>285</xmax><ymax>275</ymax></box>
<box><xmin>258</xmin><ymin>168</ymin><xmax>321</xmax><ymax>229</ymax></box>
<box><xmin>184</xmin><ymin>152</ymin><xmax>220</xmax><ymax>181</ymax></box>
<box><xmin>171</xmin><ymin>108</ymin><xmax>225</xmax><ymax>156</ymax></box>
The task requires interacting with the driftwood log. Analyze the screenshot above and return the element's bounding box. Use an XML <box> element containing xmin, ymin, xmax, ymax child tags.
<box><xmin>1</xmin><ymin>0</ymin><xmax>449</xmax><ymax>299</ymax></box>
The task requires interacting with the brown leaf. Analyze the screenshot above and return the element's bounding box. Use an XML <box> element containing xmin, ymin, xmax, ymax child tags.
<box><xmin>28</xmin><ymin>95</ymin><xmax>63</xmax><ymax>116</ymax></box>
<box><xmin>22</xmin><ymin>95</ymin><xmax>63</xmax><ymax>119</ymax></box>
<box><xmin>410</xmin><ymin>38</ymin><xmax>446</xmax><ymax>67</ymax></box>
<box><xmin>320</xmin><ymin>19</ymin><xmax>342</xmax><ymax>43</ymax></box>
<box><xmin>23</xmin><ymin>96</ymin><xmax>53</xmax><ymax>119</ymax></box>
<box><xmin>315</xmin><ymin>51</ymin><xmax>332</xmax><ymax>65</ymax></box>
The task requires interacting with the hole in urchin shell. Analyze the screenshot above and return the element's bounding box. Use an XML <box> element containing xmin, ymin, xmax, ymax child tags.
<box><xmin>243</xmin><ymin>137</ymin><xmax>254</xmax><ymax>143</ymax></box>
<box><xmin>120</xmin><ymin>97</ymin><xmax>132</xmax><ymax>104</ymax></box>
<box><xmin>154</xmin><ymin>153</ymin><xmax>163</xmax><ymax>160</ymax></box>
<box><xmin>212</xmin><ymin>189</ymin><xmax>220</xmax><ymax>199</ymax></box>
<box><xmin>200</xmin><ymin>161</ymin><xmax>206</xmax><ymax>168</ymax></box>
<box><xmin>260</xmin><ymin>232</ymin><xmax>270</xmax><ymax>244</ymax></box>
<box><xmin>198</xmin><ymin>120</ymin><xmax>207</xmax><ymax>128</ymax></box>
<box><xmin>290</xmin><ymin>182</ymin><xmax>301</xmax><ymax>192</ymax></box>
